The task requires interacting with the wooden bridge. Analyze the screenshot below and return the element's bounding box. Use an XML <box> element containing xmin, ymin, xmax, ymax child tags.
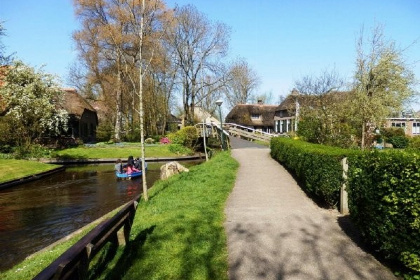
<box><xmin>195</xmin><ymin>122</ymin><xmax>277</xmax><ymax>144</ymax></box>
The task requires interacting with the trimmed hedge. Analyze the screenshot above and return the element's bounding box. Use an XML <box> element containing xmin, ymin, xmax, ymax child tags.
<box><xmin>348</xmin><ymin>150</ymin><xmax>420</xmax><ymax>274</ymax></box>
<box><xmin>270</xmin><ymin>137</ymin><xmax>420</xmax><ymax>276</ymax></box>
<box><xmin>270</xmin><ymin>137</ymin><xmax>350</xmax><ymax>207</ymax></box>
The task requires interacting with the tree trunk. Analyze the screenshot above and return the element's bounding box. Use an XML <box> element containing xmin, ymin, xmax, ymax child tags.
<box><xmin>114</xmin><ymin>60</ymin><xmax>122</xmax><ymax>142</ymax></box>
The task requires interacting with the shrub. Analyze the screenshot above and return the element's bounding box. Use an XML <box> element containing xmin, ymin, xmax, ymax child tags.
<box><xmin>160</xmin><ymin>137</ymin><xmax>170</xmax><ymax>144</ymax></box>
<box><xmin>387</xmin><ymin>135</ymin><xmax>409</xmax><ymax>149</ymax></box>
<box><xmin>270</xmin><ymin>137</ymin><xmax>350</xmax><ymax>207</ymax></box>
<box><xmin>95</xmin><ymin>121</ymin><xmax>113</xmax><ymax>143</ymax></box>
<box><xmin>145</xmin><ymin>138</ymin><xmax>155</xmax><ymax>144</ymax></box>
<box><xmin>168</xmin><ymin>144</ymin><xmax>193</xmax><ymax>155</ymax></box>
<box><xmin>271</xmin><ymin>137</ymin><xmax>420</xmax><ymax>275</ymax></box>
<box><xmin>408</xmin><ymin>136</ymin><xmax>420</xmax><ymax>150</ymax></box>
<box><xmin>348</xmin><ymin>150</ymin><xmax>420</xmax><ymax>274</ymax></box>
<box><xmin>167</xmin><ymin>126</ymin><xmax>198</xmax><ymax>149</ymax></box>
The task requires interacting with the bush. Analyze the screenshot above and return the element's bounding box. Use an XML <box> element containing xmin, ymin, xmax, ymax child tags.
<box><xmin>145</xmin><ymin>138</ymin><xmax>155</xmax><ymax>144</ymax></box>
<box><xmin>271</xmin><ymin>137</ymin><xmax>420</xmax><ymax>275</ymax></box>
<box><xmin>387</xmin><ymin>135</ymin><xmax>409</xmax><ymax>149</ymax></box>
<box><xmin>167</xmin><ymin>126</ymin><xmax>198</xmax><ymax>149</ymax></box>
<box><xmin>270</xmin><ymin>137</ymin><xmax>350</xmax><ymax>207</ymax></box>
<box><xmin>168</xmin><ymin>144</ymin><xmax>193</xmax><ymax>156</ymax></box>
<box><xmin>348</xmin><ymin>150</ymin><xmax>420</xmax><ymax>274</ymax></box>
<box><xmin>95</xmin><ymin>121</ymin><xmax>113</xmax><ymax>143</ymax></box>
<box><xmin>408</xmin><ymin>136</ymin><xmax>420</xmax><ymax>150</ymax></box>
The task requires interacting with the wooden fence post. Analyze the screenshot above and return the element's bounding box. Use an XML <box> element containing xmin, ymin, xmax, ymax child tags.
<box><xmin>340</xmin><ymin>157</ymin><xmax>349</xmax><ymax>215</ymax></box>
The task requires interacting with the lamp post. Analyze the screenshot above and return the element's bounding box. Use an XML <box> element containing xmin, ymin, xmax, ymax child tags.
<box><xmin>216</xmin><ymin>99</ymin><xmax>225</xmax><ymax>150</ymax></box>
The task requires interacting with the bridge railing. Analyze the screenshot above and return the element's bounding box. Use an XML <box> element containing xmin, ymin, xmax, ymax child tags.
<box><xmin>33</xmin><ymin>195</ymin><xmax>141</xmax><ymax>280</ymax></box>
<box><xmin>224</xmin><ymin>123</ymin><xmax>277</xmax><ymax>142</ymax></box>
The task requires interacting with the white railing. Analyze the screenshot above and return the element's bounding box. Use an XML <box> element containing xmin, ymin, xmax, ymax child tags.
<box><xmin>224</xmin><ymin>123</ymin><xmax>277</xmax><ymax>142</ymax></box>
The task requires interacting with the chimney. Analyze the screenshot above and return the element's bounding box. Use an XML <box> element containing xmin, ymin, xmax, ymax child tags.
<box><xmin>257</xmin><ymin>99</ymin><xmax>263</xmax><ymax>105</ymax></box>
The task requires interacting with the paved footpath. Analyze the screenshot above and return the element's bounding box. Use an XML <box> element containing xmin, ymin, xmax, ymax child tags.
<box><xmin>224</xmin><ymin>137</ymin><xmax>396</xmax><ymax>280</ymax></box>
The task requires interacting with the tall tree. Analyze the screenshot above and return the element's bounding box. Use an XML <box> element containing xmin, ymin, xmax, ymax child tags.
<box><xmin>352</xmin><ymin>25</ymin><xmax>415</xmax><ymax>148</ymax></box>
<box><xmin>294</xmin><ymin>68</ymin><xmax>351</xmax><ymax>146</ymax></box>
<box><xmin>224</xmin><ymin>58</ymin><xmax>260</xmax><ymax>108</ymax></box>
<box><xmin>166</xmin><ymin>4</ymin><xmax>230</xmax><ymax>124</ymax></box>
<box><xmin>72</xmin><ymin>0</ymin><xmax>170</xmax><ymax>143</ymax></box>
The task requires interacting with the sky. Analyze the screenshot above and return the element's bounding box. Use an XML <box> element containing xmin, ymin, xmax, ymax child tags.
<box><xmin>1</xmin><ymin>0</ymin><xmax>420</xmax><ymax>109</ymax></box>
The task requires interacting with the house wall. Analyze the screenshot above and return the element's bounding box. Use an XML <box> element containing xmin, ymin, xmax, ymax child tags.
<box><xmin>80</xmin><ymin>110</ymin><xmax>98</xmax><ymax>142</ymax></box>
<box><xmin>385</xmin><ymin>118</ymin><xmax>420</xmax><ymax>137</ymax></box>
<box><xmin>274</xmin><ymin>117</ymin><xmax>295</xmax><ymax>134</ymax></box>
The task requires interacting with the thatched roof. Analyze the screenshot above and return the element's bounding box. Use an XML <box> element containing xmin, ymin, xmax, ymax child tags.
<box><xmin>225</xmin><ymin>104</ymin><xmax>277</xmax><ymax>126</ymax></box>
<box><xmin>59</xmin><ymin>88</ymin><xmax>97</xmax><ymax>117</ymax></box>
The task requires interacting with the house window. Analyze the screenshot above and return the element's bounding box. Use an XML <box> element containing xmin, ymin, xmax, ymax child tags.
<box><xmin>413</xmin><ymin>123</ymin><xmax>420</xmax><ymax>134</ymax></box>
<box><xmin>392</xmin><ymin>122</ymin><xmax>406</xmax><ymax>128</ymax></box>
<box><xmin>251</xmin><ymin>114</ymin><xmax>261</xmax><ymax>120</ymax></box>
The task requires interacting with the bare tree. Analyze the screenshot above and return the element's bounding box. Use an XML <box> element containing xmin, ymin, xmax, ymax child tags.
<box><xmin>166</xmin><ymin>4</ymin><xmax>230</xmax><ymax>124</ymax></box>
<box><xmin>224</xmin><ymin>58</ymin><xmax>260</xmax><ymax>108</ymax></box>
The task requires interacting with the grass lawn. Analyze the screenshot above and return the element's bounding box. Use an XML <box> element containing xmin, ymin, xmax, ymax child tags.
<box><xmin>0</xmin><ymin>151</ymin><xmax>239</xmax><ymax>280</ymax></box>
<box><xmin>52</xmin><ymin>143</ymin><xmax>192</xmax><ymax>159</ymax></box>
<box><xmin>0</xmin><ymin>144</ymin><xmax>192</xmax><ymax>184</ymax></box>
<box><xmin>0</xmin><ymin>159</ymin><xmax>61</xmax><ymax>184</ymax></box>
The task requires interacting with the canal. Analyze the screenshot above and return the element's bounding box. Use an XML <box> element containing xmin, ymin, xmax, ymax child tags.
<box><xmin>0</xmin><ymin>160</ymin><xmax>200</xmax><ymax>272</ymax></box>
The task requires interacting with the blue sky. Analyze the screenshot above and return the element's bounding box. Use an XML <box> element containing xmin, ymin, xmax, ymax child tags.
<box><xmin>1</xmin><ymin>0</ymin><xmax>419</xmax><ymax>109</ymax></box>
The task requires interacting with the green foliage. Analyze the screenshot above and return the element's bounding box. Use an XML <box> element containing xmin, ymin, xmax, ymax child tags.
<box><xmin>0</xmin><ymin>61</ymin><xmax>68</xmax><ymax>147</ymax></box>
<box><xmin>297</xmin><ymin>117</ymin><xmax>322</xmax><ymax>144</ymax></box>
<box><xmin>408</xmin><ymin>136</ymin><xmax>420</xmax><ymax>150</ymax></box>
<box><xmin>382</xmin><ymin>127</ymin><xmax>406</xmax><ymax>138</ymax></box>
<box><xmin>168</xmin><ymin>144</ymin><xmax>194</xmax><ymax>156</ymax></box>
<box><xmin>270</xmin><ymin>137</ymin><xmax>349</xmax><ymax>207</ymax></box>
<box><xmin>271</xmin><ymin>137</ymin><xmax>420</xmax><ymax>275</ymax></box>
<box><xmin>347</xmin><ymin>150</ymin><xmax>420</xmax><ymax>274</ymax></box>
<box><xmin>144</xmin><ymin>138</ymin><xmax>155</xmax><ymax>144</ymax></box>
<box><xmin>13</xmin><ymin>144</ymin><xmax>52</xmax><ymax>159</ymax></box>
<box><xmin>95</xmin><ymin>121</ymin><xmax>113</xmax><ymax>143</ymax></box>
<box><xmin>167</xmin><ymin>126</ymin><xmax>198</xmax><ymax>149</ymax></box>
<box><xmin>388</xmin><ymin>135</ymin><xmax>409</xmax><ymax>149</ymax></box>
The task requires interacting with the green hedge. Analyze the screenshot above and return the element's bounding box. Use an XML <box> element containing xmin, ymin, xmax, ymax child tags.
<box><xmin>270</xmin><ymin>137</ymin><xmax>420</xmax><ymax>275</ymax></box>
<box><xmin>270</xmin><ymin>137</ymin><xmax>349</xmax><ymax>207</ymax></box>
<box><xmin>348</xmin><ymin>150</ymin><xmax>420</xmax><ymax>274</ymax></box>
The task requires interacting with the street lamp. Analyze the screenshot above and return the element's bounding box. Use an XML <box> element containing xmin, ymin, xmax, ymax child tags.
<box><xmin>216</xmin><ymin>99</ymin><xmax>225</xmax><ymax>150</ymax></box>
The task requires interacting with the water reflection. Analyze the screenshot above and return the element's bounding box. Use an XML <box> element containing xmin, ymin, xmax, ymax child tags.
<box><xmin>0</xmin><ymin>161</ymin><xmax>200</xmax><ymax>272</ymax></box>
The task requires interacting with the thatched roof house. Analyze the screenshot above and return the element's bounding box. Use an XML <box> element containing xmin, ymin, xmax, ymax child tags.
<box><xmin>59</xmin><ymin>88</ymin><xmax>98</xmax><ymax>143</ymax></box>
<box><xmin>225</xmin><ymin>101</ymin><xmax>278</xmax><ymax>133</ymax></box>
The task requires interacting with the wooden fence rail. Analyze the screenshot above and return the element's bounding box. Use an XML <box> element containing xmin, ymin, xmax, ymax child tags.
<box><xmin>33</xmin><ymin>195</ymin><xmax>141</xmax><ymax>280</ymax></box>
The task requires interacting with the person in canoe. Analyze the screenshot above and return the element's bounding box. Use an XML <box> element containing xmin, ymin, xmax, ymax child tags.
<box><xmin>126</xmin><ymin>162</ymin><xmax>140</xmax><ymax>175</ymax></box>
<box><xmin>115</xmin><ymin>159</ymin><xmax>124</xmax><ymax>173</ymax></box>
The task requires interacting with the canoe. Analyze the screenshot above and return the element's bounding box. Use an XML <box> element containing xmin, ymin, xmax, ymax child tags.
<box><xmin>115</xmin><ymin>163</ymin><xmax>147</xmax><ymax>179</ymax></box>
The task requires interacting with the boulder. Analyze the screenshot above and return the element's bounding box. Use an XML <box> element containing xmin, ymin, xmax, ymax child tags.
<box><xmin>160</xmin><ymin>161</ymin><xmax>189</xmax><ymax>180</ymax></box>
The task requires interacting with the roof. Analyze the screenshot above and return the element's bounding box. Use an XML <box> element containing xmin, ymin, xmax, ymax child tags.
<box><xmin>225</xmin><ymin>104</ymin><xmax>277</xmax><ymax>127</ymax></box>
<box><xmin>59</xmin><ymin>88</ymin><xmax>97</xmax><ymax>117</ymax></box>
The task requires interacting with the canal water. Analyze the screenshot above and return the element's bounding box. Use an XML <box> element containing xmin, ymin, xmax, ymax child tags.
<box><xmin>0</xmin><ymin>161</ymin><xmax>200</xmax><ymax>272</ymax></box>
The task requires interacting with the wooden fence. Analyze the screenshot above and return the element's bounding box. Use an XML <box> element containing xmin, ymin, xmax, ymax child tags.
<box><xmin>33</xmin><ymin>195</ymin><xmax>141</xmax><ymax>280</ymax></box>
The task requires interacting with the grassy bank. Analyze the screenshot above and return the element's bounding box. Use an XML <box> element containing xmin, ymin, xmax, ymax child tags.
<box><xmin>1</xmin><ymin>151</ymin><xmax>239</xmax><ymax>280</ymax></box>
<box><xmin>0</xmin><ymin>159</ymin><xmax>61</xmax><ymax>184</ymax></box>
<box><xmin>92</xmin><ymin>151</ymin><xmax>238</xmax><ymax>279</ymax></box>
<box><xmin>52</xmin><ymin>143</ymin><xmax>192</xmax><ymax>159</ymax></box>
<box><xmin>0</xmin><ymin>144</ymin><xmax>192</xmax><ymax>184</ymax></box>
